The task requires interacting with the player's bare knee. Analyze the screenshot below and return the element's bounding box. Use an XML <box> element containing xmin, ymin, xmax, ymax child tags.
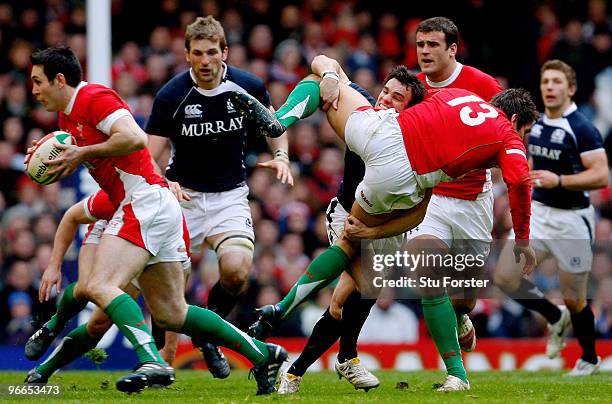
<box><xmin>152</xmin><ymin>303</ymin><xmax>188</xmax><ymax>331</ymax></box>
<box><xmin>220</xmin><ymin>269</ymin><xmax>248</xmax><ymax>295</ymax></box>
<box><xmin>80</xmin><ymin>280</ymin><xmax>104</xmax><ymax>305</ymax></box>
<box><xmin>329</xmin><ymin>303</ymin><xmax>342</xmax><ymax>320</ymax></box>
<box><xmin>72</xmin><ymin>281</ymin><xmax>87</xmax><ymax>301</ymax></box>
<box><xmin>493</xmin><ymin>271</ymin><xmax>520</xmax><ymax>294</ymax></box>
<box><xmin>216</xmin><ymin>236</ymin><xmax>253</xmax><ymax>294</ymax></box>
<box><xmin>563</xmin><ymin>298</ymin><xmax>586</xmax><ymax>314</ymax></box>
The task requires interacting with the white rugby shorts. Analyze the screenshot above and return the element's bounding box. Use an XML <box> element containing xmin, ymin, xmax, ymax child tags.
<box><xmin>325</xmin><ymin>197</ymin><xmax>405</xmax><ymax>253</ymax></box>
<box><xmin>509</xmin><ymin>201</ymin><xmax>595</xmax><ymax>273</ymax></box>
<box><xmin>344</xmin><ymin>108</ymin><xmax>424</xmax><ymax>215</ymax></box>
<box><xmin>82</xmin><ymin>220</ymin><xmax>108</xmax><ymax>245</ymax></box>
<box><xmin>104</xmin><ymin>186</ymin><xmax>189</xmax><ymax>267</ymax></box>
<box><xmin>405</xmin><ymin>193</ymin><xmax>493</xmax><ymax>258</ymax></box>
<box><xmin>179</xmin><ymin>184</ymin><xmax>254</xmax><ymax>253</ymax></box>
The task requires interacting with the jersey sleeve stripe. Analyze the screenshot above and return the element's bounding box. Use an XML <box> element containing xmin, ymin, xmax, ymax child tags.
<box><xmin>506</xmin><ymin>149</ymin><xmax>527</xmax><ymax>158</ymax></box>
<box><xmin>96</xmin><ymin>108</ymin><xmax>132</xmax><ymax>135</ymax></box>
<box><xmin>579</xmin><ymin>148</ymin><xmax>606</xmax><ymax>156</ymax></box>
<box><xmin>83</xmin><ymin>196</ymin><xmax>98</xmax><ymax>222</ymax></box>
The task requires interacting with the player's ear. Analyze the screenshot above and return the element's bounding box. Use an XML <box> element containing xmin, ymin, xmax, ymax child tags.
<box><xmin>222</xmin><ymin>46</ymin><xmax>229</xmax><ymax>61</ymax></box>
<box><xmin>54</xmin><ymin>73</ymin><xmax>67</xmax><ymax>89</ymax></box>
<box><xmin>567</xmin><ymin>84</ymin><xmax>577</xmax><ymax>98</ymax></box>
<box><xmin>448</xmin><ymin>42</ymin><xmax>457</xmax><ymax>57</ymax></box>
<box><xmin>510</xmin><ymin>113</ymin><xmax>519</xmax><ymax>129</ymax></box>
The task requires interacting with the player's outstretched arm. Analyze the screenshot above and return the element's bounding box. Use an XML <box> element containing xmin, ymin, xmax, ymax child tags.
<box><xmin>344</xmin><ymin>190</ymin><xmax>433</xmax><ymax>240</ymax></box>
<box><xmin>533</xmin><ymin>150</ymin><xmax>608</xmax><ymax>191</ymax></box>
<box><xmin>260</xmin><ymin>117</ymin><xmax>294</xmax><ymax>186</ymax></box>
<box><xmin>39</xmin><ymin>200</ymin><xmax>94</xmax><ymax>302</ymax></box>
<box><xmin>498</xmin><ymin>143</ymin><xmax>537</xmax><ymax>274</ymax></box>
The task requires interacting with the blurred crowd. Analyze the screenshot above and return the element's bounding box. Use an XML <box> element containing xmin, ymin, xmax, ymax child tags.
<box><xmin>0</xmin><ymin>0</ymin><xmax>611</xmax><ymax>345</ymax></box>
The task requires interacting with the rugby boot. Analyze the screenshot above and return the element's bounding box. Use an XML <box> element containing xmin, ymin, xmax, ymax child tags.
<box><xmin>335</xmin><ymin>357</ymin><xmax>380</xmax><ymax>392</ymax></box>
<box><xmin>201</xmin><ymin>342</ymin><xmax>231</xmax><ymax>379</ymax></box>
<box><xmin>565</xmin><ymin>357</ymin><xmax>601</xmax><ymax>377</ymax></box>
<box><xmin>435</xmin><ymin>375</ymin><xmax>471</xmax><ymax>392</ymax></box>
<box><xmin>546</xmin><ymin>305</ymin><xmax>571</xmax><ymax>359</ymax></box>
<box><xmin>116</xmin><ymin>362</ymin><xmax>175</xmax><ymax>393</ymax></box>
<box><xmin>277</xmin><ymin>371</ymin><xmax>301</xmax><ymax>394</ymax></box>
<box><xmin>247</xmin><ymin>304</ymin><xmax>283</xmax><ymax>340</ymax></box>
<box><xmin>25</xmin><ymin>322</ymin><xmax>56</xmax><ymax>361</ymax></box>
<box><xmin>230</xmin><ymin>91</ymin><xmax>286</xmax><ymax>138</ymax></box>
<box><xmin>24</xmin><ymin>368</ymin><xmax>48</xmax><ymax>384</ymax></box>
<box><xmin>249</xmin><ymin>343</ymin><xmax>288</xmax><ymax>395</ymax></box>
<box><xmin>457</xmin><ymin>314</ymin><xmax>477</xmax><ymax>352</ymax></box>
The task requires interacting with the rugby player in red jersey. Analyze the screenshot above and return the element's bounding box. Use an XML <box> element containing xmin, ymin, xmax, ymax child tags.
<box><xmin>27</xmin><ymin>46</ymin><xmax>287</xmax><ymax>395</ymax></box>
<box><xmin>232</xmin><ymin>52</ymin><xmax>538</xmax><ymax>391</ymax></box>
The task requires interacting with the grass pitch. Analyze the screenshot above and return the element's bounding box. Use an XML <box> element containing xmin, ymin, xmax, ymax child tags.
<box><xmin>0</xmin><ymin>370</ymin><xmax>610</xmax><ymax>403</ymax></box>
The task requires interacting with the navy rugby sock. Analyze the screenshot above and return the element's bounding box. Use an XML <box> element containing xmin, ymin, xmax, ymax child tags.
<box><xmin>510</xmin><ymin>278</ymin><xmax>561</xmax><ymax>324</ymax></box>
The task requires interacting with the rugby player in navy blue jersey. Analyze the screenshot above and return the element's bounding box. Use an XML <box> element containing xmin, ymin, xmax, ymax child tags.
<box><xmin>146</xmin><ymin>16</ymin><xmax>293</xmax><ymax>379</ymax></box>
<box><xmin>495</xmin><ymin>60</ymin><xmax>609</xmax><ymax>376</ymax></box>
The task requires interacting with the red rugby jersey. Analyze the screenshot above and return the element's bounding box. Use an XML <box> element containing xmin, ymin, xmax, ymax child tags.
<box><xmin>397</xmin><ymin>88</ymin><xmax>531</xmax><ymax>242</ymax></box>
<box><xmin>417</xmin><ymin>63</ymin><xmax>503</xmax><ymax>200</ymax></box>
<box><xmin>58</xmin><ymin>82</ymin><xmax>166</xmax><ymax>207</ymax></box>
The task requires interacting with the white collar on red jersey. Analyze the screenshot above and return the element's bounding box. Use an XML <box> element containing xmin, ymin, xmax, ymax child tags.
<box><xmin>64</xmin><ymin>81</ymin><xmax>88</xmax><ymax>115</ymax></box>
<box><xmin>426</xmin><ymin>62</ymin><xmax>463</xmax><ymax>88</ymax></box>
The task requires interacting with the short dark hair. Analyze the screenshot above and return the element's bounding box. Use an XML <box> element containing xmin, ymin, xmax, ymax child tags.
<box><xmin>383</xmin><ymin>65</ymin><xmax>426</xmax><ymax>107</ymax></box>
<box><xmin>30</xmin><ymin>46</ymin><xmax>82</xmax><ymax>87</ymax></box>
<box><xmin>185</xmin><ymin>15</ymin><xmax>227</xmax><ymax>51</ymax></box>
<box><xmin>416</xmin><ymin>17</ymin><xmax>459</xmax><ymax>49</ymax></box>
<box><xmin>490</xmin><ymin>88</ymin><xmax>539</xmax><ymax>130</ymax></box>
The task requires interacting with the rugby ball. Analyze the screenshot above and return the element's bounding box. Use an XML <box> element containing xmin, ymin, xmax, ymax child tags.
<box><xmin>26</xmin><ymin>131</ymin><xmax>75</xmax><ymax>185</ymax></box>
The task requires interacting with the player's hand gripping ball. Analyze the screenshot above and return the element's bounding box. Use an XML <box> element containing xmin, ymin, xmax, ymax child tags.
<box><xmin>25</xmin><ymin>131</ymin><xmax>75</xmax><ymax>185</ymax></box>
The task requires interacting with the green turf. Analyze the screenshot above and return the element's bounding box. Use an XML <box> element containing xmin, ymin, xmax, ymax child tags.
<box><xmin>0</xmin><ymin>370</ymin><xmax>610</xmax><ymax>403</ymax></box>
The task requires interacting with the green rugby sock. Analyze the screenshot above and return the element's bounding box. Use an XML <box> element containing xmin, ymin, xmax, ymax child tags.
<box><xmin>104</xmin><ymin>293</ymin><xmax>164</xmax><ymax>364</ymax></box>
<box><xmin>181</xmin><ymin>305</ymin><xmax>269</xmax><ymax>365</ymax></box>
<box><xmin>278</xmin><ymin>245</ymin><xmax>350</xmax><ymax>318</ymax></box>
<box><xmin>36</xmin><ymin>324</ymin><xmax>100</xmax><ymax>377</ymax></box>
<box><xmin>46</xmin><ymin>282</ymin><xmax>87</xmax><ymax>334</ymax></box>
<box><xmin>275</xmin><ymin>80</ymin><xmax>321</xmax><ymax>128</ymax></box>
<box><xmin>422</xmin><ymin>295</ymin><xmax>468</xmax><ymax>383</ymax></box>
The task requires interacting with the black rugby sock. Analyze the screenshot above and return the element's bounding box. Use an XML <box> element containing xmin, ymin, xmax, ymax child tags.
<box><xmin>509</xmin><ymin>278</ymin><xmax>562</xmax><ymax>324</ymax></box>
<box><xmin>338</xmin><ymin>291</ymin><xmax>375</xmax><ymax>363</ymax></box>
<box><xmin>207</xmin><ymin>281</ymin><xmax>239</xmax><ymax>318</ymax></box>
<box><xmin>288</xmin><ymin>309</ymin><xmax>342</xmax><ymax>377</ymax></box>
<box><xmin>570</xmin><ymin>305</ymin><xmax>598</xmax><ymax>364</ymax></box>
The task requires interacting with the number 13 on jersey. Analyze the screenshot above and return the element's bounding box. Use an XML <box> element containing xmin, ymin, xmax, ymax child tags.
<box><xmin>447</xmin><ymin>94</ymin><xmax>499</xmax><ymax>126</ymax></box>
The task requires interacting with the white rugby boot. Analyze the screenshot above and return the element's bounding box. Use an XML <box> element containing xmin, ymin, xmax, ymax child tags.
<box><xmin>277</xmin><ymin>371</ymin><xmax>301</xmax><ymax>394</ymax></box>
<box><xmin>457</xmin><ymin>314</ymin><xmax>477</xmax><ymax>352</ymax></box>
<box><xmin>435</xmin><ymin>375</ymin><xmax>471</xmax><ymax>392</ymax></box>
<box><xmin>565</xmin><ymin>357</ymin><xmax>601</xmax><ymax>377</ymax></box>
<box><xmin>546</xmin><ymin>305</ymin><xmax>571</xmax><ymax>359</ymax></box>
<box><xmin>335</xmin><ymin>357</ymin><xmax>380</xmax><ymax>392</ymax></box>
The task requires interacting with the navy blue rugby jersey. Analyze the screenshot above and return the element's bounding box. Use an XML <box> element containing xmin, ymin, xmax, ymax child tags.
<box><xmin>336</xmin><ymin>82</ymin><xmax>377</xmax><ymax>211</ymax></box>
<box><xmin>146</xmin><ymin>64</ymin><xmax>271</xmax><ymax>192</ymax></box>
<box><xmin>529</xmin><ymin>103</ymin><xmax>604</xmax><ymax>209</ymax></box>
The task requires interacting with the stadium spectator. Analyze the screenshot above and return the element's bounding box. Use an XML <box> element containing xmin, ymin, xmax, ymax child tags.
<box><xmin>360</xmin><ymin>293</ymin><xmax>419</xmax><ymax>343</ymax></box>
<box><xmin>5</xmin><ymin>291</ymin><xmax>34</xmax><ymax>345</ymax></box>
<box><xmin>0</xmin><ymin>141</ymin><xmax>22</xmax><ymax>206</ymax></box>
